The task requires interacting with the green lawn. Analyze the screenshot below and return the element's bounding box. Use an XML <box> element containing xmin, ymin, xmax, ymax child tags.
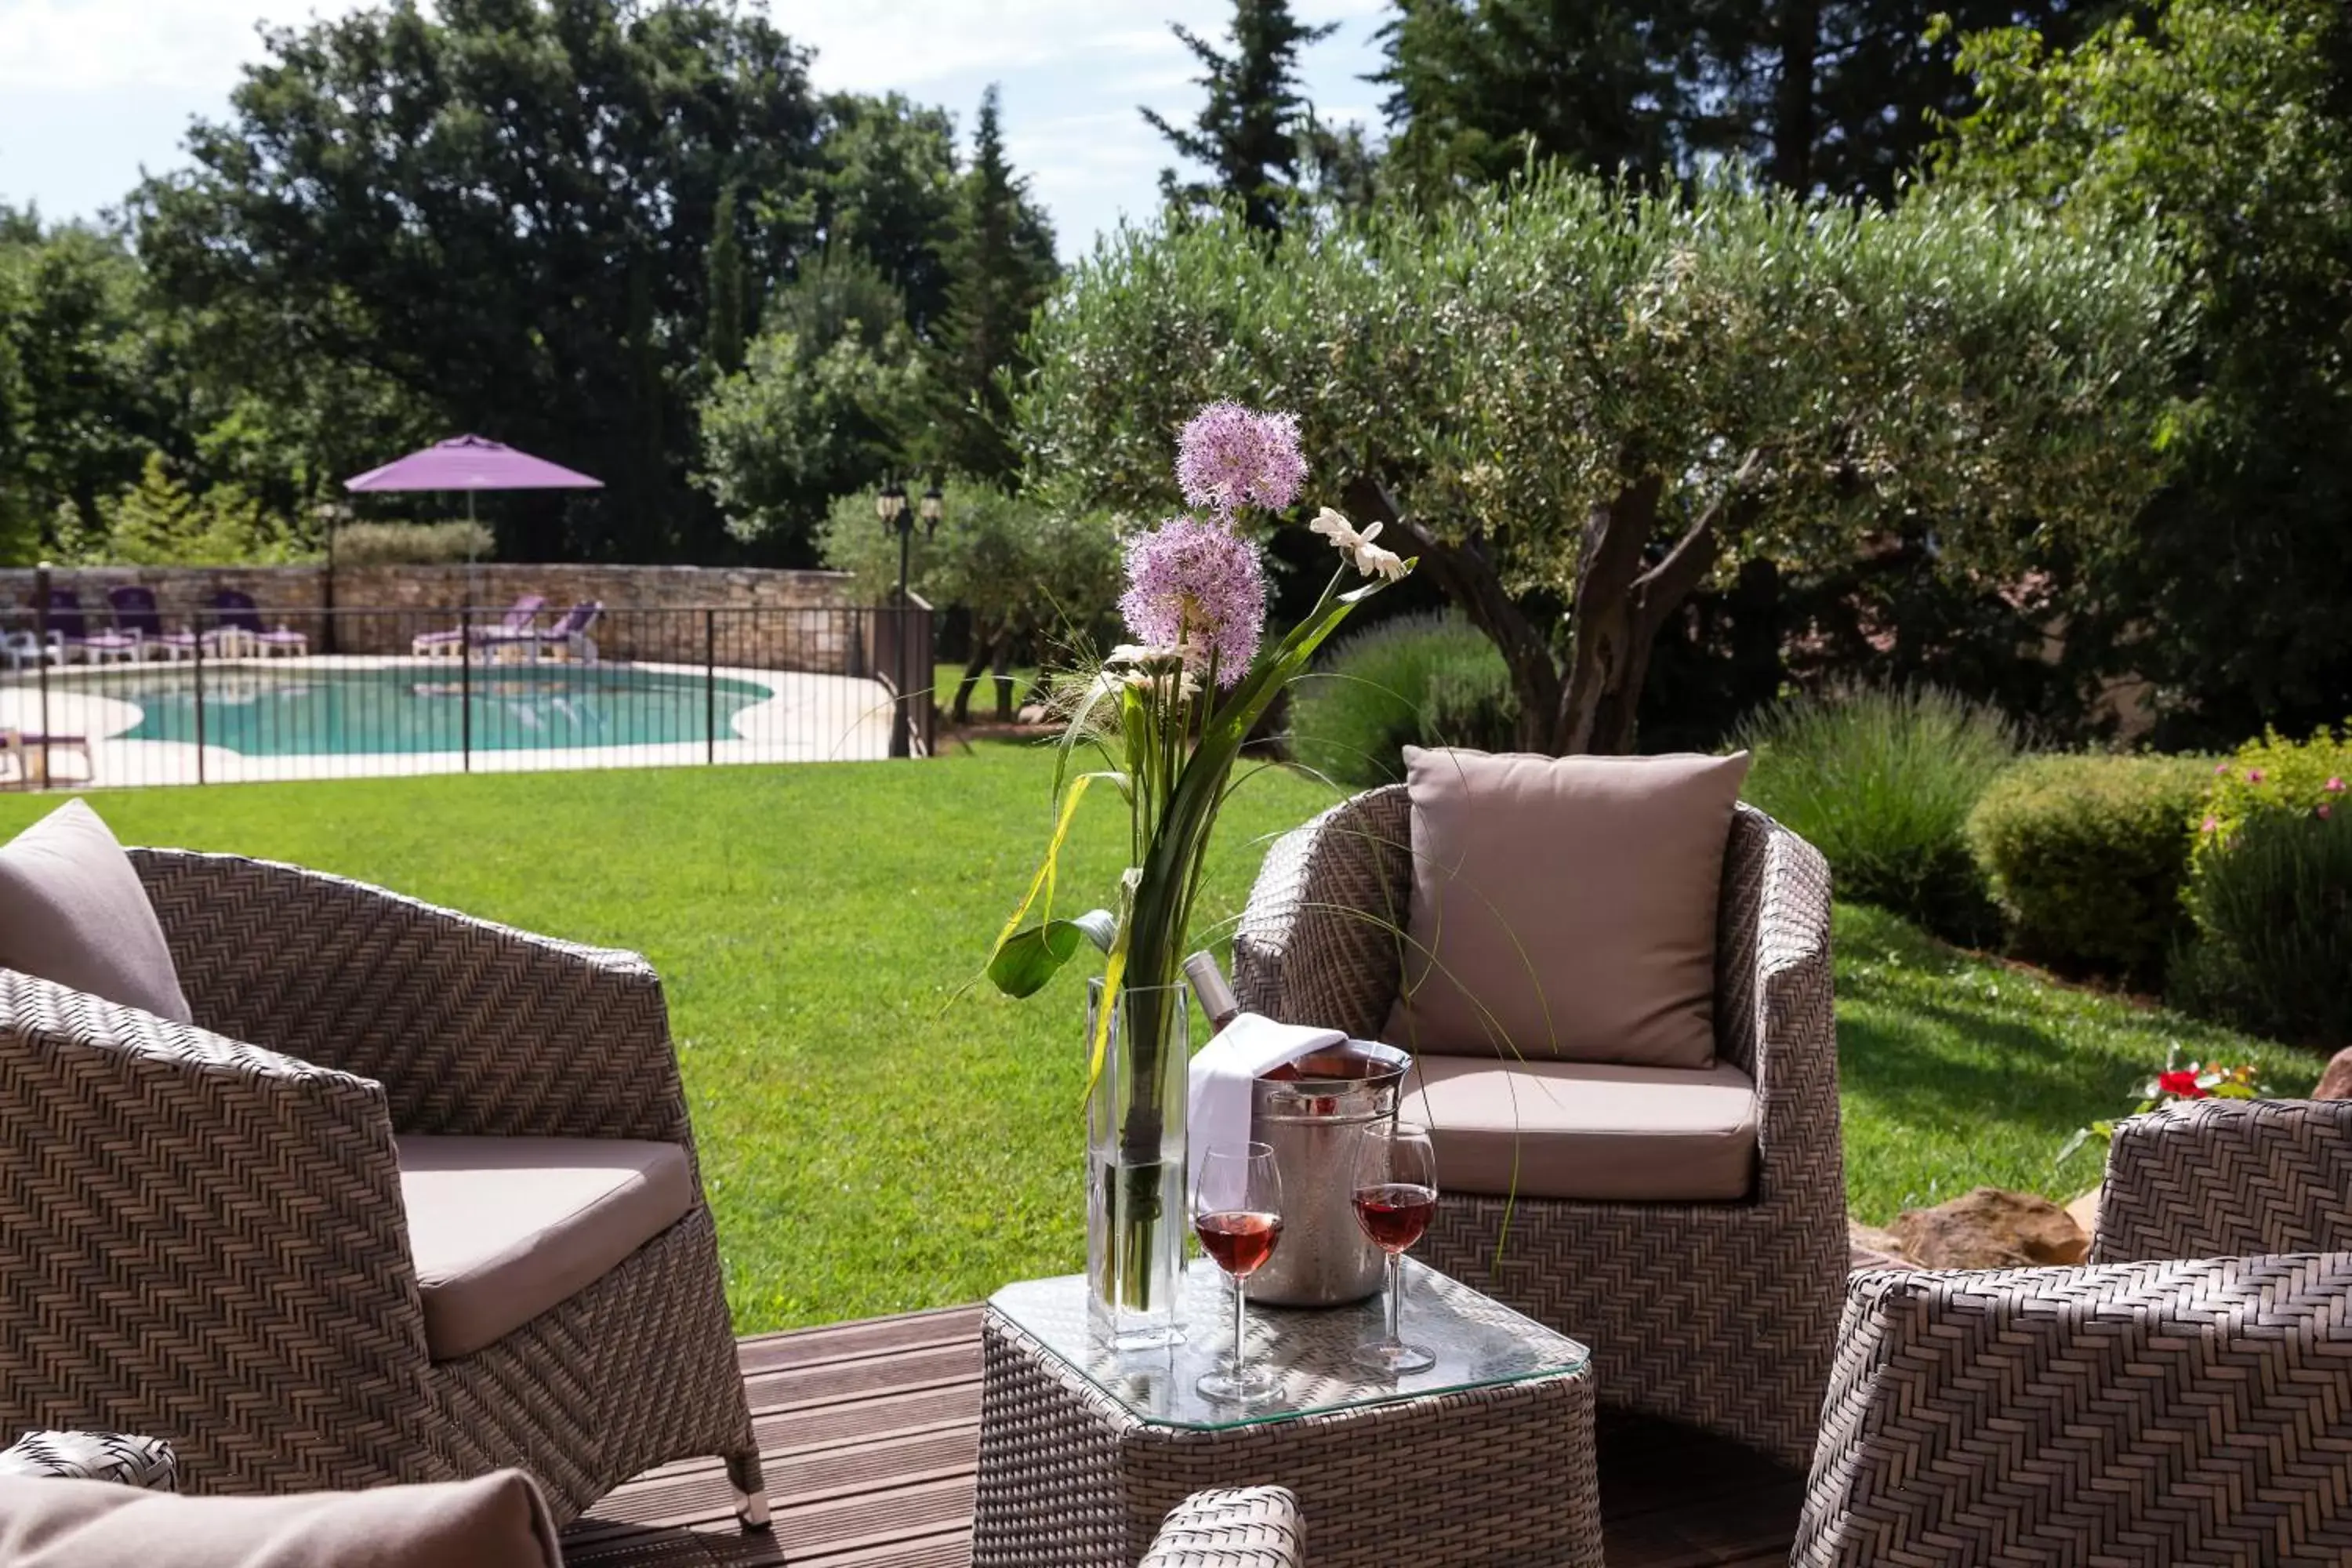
<box><xmin>0</xmin><ymin>750</ymin><xmax>2315</xmax><ymax>1331</ymax></box>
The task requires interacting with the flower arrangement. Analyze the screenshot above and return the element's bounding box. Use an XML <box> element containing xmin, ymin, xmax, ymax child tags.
<box><xmin>985</xmin><ymin>401</ymin><xmax>1411</xmax><ymax>1341</ymax></box>
<box><xmin>2057</xmin><ymin>1050</ymin><xmax>2269</xmax><ymax>1167</ymax></box>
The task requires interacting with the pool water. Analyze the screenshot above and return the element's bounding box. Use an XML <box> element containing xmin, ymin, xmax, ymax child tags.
<box><xmin>93</xmin><ymin>664</ymin><xmax>771</xmax><ymax>756</ymax></box>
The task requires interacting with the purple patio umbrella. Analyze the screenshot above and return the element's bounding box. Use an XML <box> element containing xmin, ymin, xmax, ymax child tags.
<box><xmin>343</xmin><ymin>434</ymin><xmax>603</xmax><ymax>527</ymax></box>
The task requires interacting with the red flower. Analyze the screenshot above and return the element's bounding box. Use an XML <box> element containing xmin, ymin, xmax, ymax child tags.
<box><xmin>2157</xmin><ymin>1069</ymin><xmax>2209</xmax><ymax>1099</ymax></box>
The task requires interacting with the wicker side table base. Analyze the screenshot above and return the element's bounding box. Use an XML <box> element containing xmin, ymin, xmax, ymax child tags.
<box><xmin>975</xmin><ymin>1308</ymin><xmax>1602</xmax><ymax>1568</ymax></box>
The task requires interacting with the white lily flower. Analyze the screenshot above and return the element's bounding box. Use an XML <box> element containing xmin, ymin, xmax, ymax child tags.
<box><xmin>1107</xmin><ymin>642</ymin><xmax>1186</xmax><ymax>668</ymax></box>
<box><xmin>1309</xmin><ymin>506</ymin><xmax>1410</xmax><ymax>581</ymax></box>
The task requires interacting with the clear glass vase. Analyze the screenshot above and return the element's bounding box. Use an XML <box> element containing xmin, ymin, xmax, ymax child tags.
<box><xmin>1085</xmin><ymin>977</ymin><xmax>1190</xmax><ymax>1349</ymax></box>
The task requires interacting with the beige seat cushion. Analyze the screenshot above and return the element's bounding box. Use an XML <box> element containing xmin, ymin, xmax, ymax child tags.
<box><xmin>0</xmin><ymin>800</ymin><xmax>191</xmax><ymax>1023</ymax></box>
<box><xmin>1403</xmin><ymin>1054</ymin><xmax>1758</xmax><ymax>1202</ymax></box>
<box><xmin>397</xmin><ymin>1135</ymin><xmax>694</xmax><ymax>1360</ymax></box>
<box><xmin>1384</xmin><ymin>747</ymin><xmax>1749</xmax><ymax>1069</ymax></box>
<box><xmin>0</xmin><ymin>1469</ymin><xmax>561</xmax><ymax>1567</ymax></box>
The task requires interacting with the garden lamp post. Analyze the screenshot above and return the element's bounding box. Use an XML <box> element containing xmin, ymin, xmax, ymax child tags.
<box><xmin>877</xmin><ymin>481</ymin><xmax>942</xmax><ymax>757</ymax></box>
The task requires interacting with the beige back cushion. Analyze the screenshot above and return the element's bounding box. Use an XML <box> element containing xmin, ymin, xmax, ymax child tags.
<box><xmin>0</xmin><ymin>1470</ymin><xmax>561</xmax><ymax>1568</ymax></box>
<box><xmin>1383</xmin><ymin>747</ymin><xmax>1750</xmax><ymax>1069</ymax></box>
<box><xmin>0</xmin><ymin>800</ymin><xmax>191</xmax><ymax>1023</ymax></box>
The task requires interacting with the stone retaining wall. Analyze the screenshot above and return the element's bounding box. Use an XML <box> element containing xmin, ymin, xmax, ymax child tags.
<box><xmin>0</xmin><ymin>563</ymin><xmax>887</xmax><ymax>672</ymax></box>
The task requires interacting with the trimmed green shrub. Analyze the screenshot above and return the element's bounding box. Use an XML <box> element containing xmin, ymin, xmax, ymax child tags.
<box><xmin>1290</xmin><ymin>612</ymin><xmax>1515</xmax><ymax>786</ymax></box>
<box><xmin>2173</xmin><ymin>807</ymin><xmax>2352</xmax><ymax>1049</ymax></box>
<box><xmin>1736</xmin><ymin>684</ymin><xmax>2017</xmax><ymax>940</ymax></box>
<box><xmin>1967</xmin><ymin>754</ymin><xmax>2211</xmax><ymax>982</ymax></box>
<box><xmin>334</xmin><ymin>519</ymin><xmax>495</xmax><ymax>565</ymax></box>
<box><xmin>2194</xmin><ymin>723</ymin><xmax>2352</xmax><ymax>869</ymax></box>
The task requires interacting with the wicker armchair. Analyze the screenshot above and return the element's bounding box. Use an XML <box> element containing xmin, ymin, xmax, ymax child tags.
<box><xmin>1140</xmin><ymin>1486</ymin><xmax>1304</xmax><ymax>1567</ymax></box>
<box><xmin>1233</xmin><ymin>786</ymin><xmax>1842</xmax><ymax>1469</ymax></box>
<box><xmin>0</xmin><ymin>850</ymin><xmax>763</xmax><ymax>1529</ymax></box>
<box><xmin>1797</xmin><ymin>1098</ymin><xmax>2352</xmax><ymax>1565</ymax></box>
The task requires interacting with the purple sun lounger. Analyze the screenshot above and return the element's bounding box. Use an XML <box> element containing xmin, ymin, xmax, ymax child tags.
<box><xmin>412</xmin><ymin>594</ymin><xmax>547</xmax><ymax>657</ymax></box>
<box><xmin>38</xmin><ymin>589</ymin><xmax>141</xmax><ymax>663</ymax></box>
<box><xmin>207</xmin><ymin>590</ymin><xmax>310</xmax><ymax>656</ymax></box>
<box><xmin>106</xmin><ymin>586</ymin><xmax>199</xmax><ymax>660</ymax></box>
<box><xmin>519</xmin><ymin>601</ymin><xmax>602</xmax><ymax>662</ymax></box>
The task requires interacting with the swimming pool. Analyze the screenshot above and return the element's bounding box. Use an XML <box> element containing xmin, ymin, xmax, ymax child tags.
<box><xmin>82</xmin><ymin>663</ymin><xmax>775</xmax><ymax>756</ymax></box>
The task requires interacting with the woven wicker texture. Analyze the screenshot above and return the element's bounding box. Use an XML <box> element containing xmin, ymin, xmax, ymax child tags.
<box><xmin>0</xmin><ymin>850</ymin><xmax>760</xmax><ymax>1526</ymax></box>
<box><xmin>1233</xmin><ymin>786</ymin><xmax>1844</xmax><ymax>1468</ymax></box>
<box><xmin>1138</xmin><ymin>1486</ymin><xmax>1304</xmax><ymax>1568</ymax></box>
<box><xmin>0</xmin><ymin>1430</ymin><xmax>179</xmax><ymax>1490</ymax></box>
<box><xmin>975</xmin><ymin>1301</ymin><xmax>1601</xmax><ymax>1568</ymax></box>
<box><xmin>1797</xmin><ymin>1098</ymin><xmax>2352</xmax><ymax>1566</ymax></box>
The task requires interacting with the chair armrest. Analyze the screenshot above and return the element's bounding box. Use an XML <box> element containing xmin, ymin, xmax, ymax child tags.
<box><xmin>1798</xmin><ymin>1254</ymin><xmax>2352</xmax><ymax>1566</ymax></box>
<box><xmin>1139</xmin><ymin>1486</ymin><xmax>1303</xmax><ymax>1568</ymax></box>
<box><xmin>2092</xmin><ymin>1098</ymin><xmax>2352</xmax><ymax>1263</ymax></box>
<box><xmin>1232</xmin><ymin>786</ymin><xmax>1410</xmax><ymax>1041</ymax></box>
<box><xmin>1719</xmin><ymin>808</ymin><xmax>1840</xmax><ymax>1203</ymax></box>
<box><xmin>131</xmin><ymin>848</ymin><xmax>693</xmax><ymax>1149</ymax></box>
<box><xmin>0</xmin><ymin>969</ymin><xmax>431</xmax><ymax>1489</ymax></box>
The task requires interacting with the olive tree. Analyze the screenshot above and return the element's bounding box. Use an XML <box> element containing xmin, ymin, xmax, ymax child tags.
<box><xmin>1018</xmin><ymin>172</ymin><xmax>2183</xmax><ymax>753</ymax></box>
<box><xmin>818</xmin><ymin>478</ymin><xmax>1123</xmax><ymax>721</ymax></box>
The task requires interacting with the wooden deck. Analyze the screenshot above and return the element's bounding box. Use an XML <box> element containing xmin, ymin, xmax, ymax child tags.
<box><xmin>560</xmin><ymin>1306</ymin><xmax>1804</xmax><ymax>1566</ymax></box>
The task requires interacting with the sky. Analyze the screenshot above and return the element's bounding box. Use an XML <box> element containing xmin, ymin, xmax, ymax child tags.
<box><xmin>0</xmin><ymin>0</ymin><xmax>1392</xmax><ymax>259</ymax></box>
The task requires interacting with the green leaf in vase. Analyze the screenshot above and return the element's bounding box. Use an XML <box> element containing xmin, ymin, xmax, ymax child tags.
<box><xmin>987</xmin><ymin>920</ymin><xmax>1091</xmax><ymax>998</ymax></box>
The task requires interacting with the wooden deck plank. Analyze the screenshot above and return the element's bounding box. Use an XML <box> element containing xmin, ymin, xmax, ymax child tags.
<box><xmin>561</xmin><ymin>1309</ymin><xmax>1800</xmax><ymax>1568</ymax></box>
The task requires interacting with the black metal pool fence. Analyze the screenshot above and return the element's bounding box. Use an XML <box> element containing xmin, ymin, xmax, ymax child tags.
<box><xmin>0</xmin><ymin>596</ymin><xmax>935</xmax><ymax>790</ymax></box>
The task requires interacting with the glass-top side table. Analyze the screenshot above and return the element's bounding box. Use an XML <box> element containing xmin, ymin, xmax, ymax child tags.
<box><xmin>987</xmin><ymin>1258</ymin><xmax>1589</xmax><ymax>1432</ymax></box>
<box><xmin>975</xmin><ymin>1261</ymin><xmax>1602</xmax><ymax>1568</ymax></box>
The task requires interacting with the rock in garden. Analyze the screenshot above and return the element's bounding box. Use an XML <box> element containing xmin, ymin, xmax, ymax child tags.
<box><xmin>1890</xmin><ymin>1187</ymin><xmax>2089</xmax><ymax>1269</ymax></box>
<box><xmin>2314</xmin><ymin>1047</ymin><xmax>2352</xmax><ymax>1100</ymax></box>
<box><xmin>1849</xmin><ymin>1221</ymin><xmax>1915</xmax><ymax>1272</ymax></box>
<box><xmin>2064</xmin><ymin>1185</ymin><xmax>2100</xmax><ymax>1243</ymax></box>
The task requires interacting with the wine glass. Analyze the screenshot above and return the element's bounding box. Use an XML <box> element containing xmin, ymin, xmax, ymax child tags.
<box><xmin>1192</xmin><ymin>1142</ymin><xmax>1285</xmax><ymax>1402</ymax></box>
<box><xmin>1351</xmin><ymin>1118</ymin><xmax>1438</xmax><ymax>1374</ymax></box>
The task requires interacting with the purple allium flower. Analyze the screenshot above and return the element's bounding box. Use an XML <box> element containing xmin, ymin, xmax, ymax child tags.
<box><xmin>1175</xmin><ymin>402</ymin><xmax>1307</xmax><ymax>514</ymax></box>
<box><xmin>1119</xmin><ymin>515</ymin><xmax>1267</xmax><ymax>684</ymax></box>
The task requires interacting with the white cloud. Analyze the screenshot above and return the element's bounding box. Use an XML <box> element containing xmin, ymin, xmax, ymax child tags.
<box><xmin>0</xmin><ymin>0</ymin><xmax>1392</xmax><ymax>250</ymax></box>
<box><xmin>0</xmin><ymin>0</ymin><xmax>373</xmax><ymax>91</ymax></box>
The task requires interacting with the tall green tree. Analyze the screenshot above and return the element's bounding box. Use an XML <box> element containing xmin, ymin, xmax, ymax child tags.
<box><xmin>0</xmin><ymin>215</ymin><xmax>180</xmax><ymax>555</ymax></box>
<box><xmin>1019</xmin><ymin>175</ymin><xmax>2182</xmax><ymax>753</ymax></box>
<box><xmin>1933</xmin><ymin>0</ymin><xmax>2352</xmax><ymax>742</ymax></box>
<box><xmin>694</xmin><ymin>249</ymin><xmax>932</xmax><ymax>559</ymax></box>
<box><xmin>1142</xmin><ymin>0</ymin><xmax>1338</xmax><ymax>234</ymax></box>
<box><xmin>1377</xmin><ymin>1</ymin><xmax>2096</xmax><ymax>201</ymax></box>
<box><xmin>134</xmin><ymin>0</ymin><xmax>829</xmax><ymax>562</ymax></box>
<box><xmin>937</xmin><ymin>86</ymin><xmax>1059</xmax><ymax>483</ymax></box>
<box><xmin>813</xmin><ymin>93</ymin><xmax>962</xmax><ymax>335</ymax></box>
<box><xmin>704</xmin><ymin>183</ymin><xmax>749</xmax><ymax>376</ymax></box>
<box><xmin>1377</xmin><ymin>0</ymin><xmax>1694</xmax><ymax>192</ymax></box>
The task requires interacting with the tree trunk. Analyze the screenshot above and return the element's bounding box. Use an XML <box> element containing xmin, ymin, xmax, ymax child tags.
<box><xmin>1341</xmin><ymin>475</ymin><xmax>1565</xmax><ymax>752</ymax></box>
<box><xmin>1554</xmin><ymin>470</ymin><xmax>1756</xmax><ymax>755</ymax></box>
<box><xmin>1773</xmin><ymin>0</ymin><xmax>1819</xmax><ymax>192</ymax></box>
<box><xmin>1343</xmin><ymin>466</ymin><xmax>1754</xmax><ymax>759</ymax></box>
<box><xmin>952</xmin><ymin>623</ymin><xmax>1000</xmax><ymax>725</ymax></box>
<box><xmin>992</xmin><ymin>632</ymin><xmax>1018</xmax><ymax>721</ymax></box>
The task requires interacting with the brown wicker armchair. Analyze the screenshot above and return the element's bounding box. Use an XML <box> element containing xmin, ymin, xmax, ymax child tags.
<box><xmin>1233</xmin><ymin>786</ymin><xmax>1843</xmax><ymax>1468</ymax></box>
<box><xmin>1797</xmin><ymin>1098</ymin><xmax>2352</xmax><ymax>1565</ymax></box>
<box><xmin>0</xmin><ymin>850</ymin><xmax>763</xmax><ymax>1529</ymax></box>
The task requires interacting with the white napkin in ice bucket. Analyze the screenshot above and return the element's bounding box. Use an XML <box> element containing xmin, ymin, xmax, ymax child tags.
<box><xmin>1187</xmin><ymin>1011</ymin><xmax>1348</xmax><ymax>1192</ymax></box>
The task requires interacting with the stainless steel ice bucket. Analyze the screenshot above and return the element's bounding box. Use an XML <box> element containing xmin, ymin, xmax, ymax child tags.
<box><xmin>1244</xmin><ymin>1040</ymin><xmax>1411</xmax><ymax>1307</ymax></box>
